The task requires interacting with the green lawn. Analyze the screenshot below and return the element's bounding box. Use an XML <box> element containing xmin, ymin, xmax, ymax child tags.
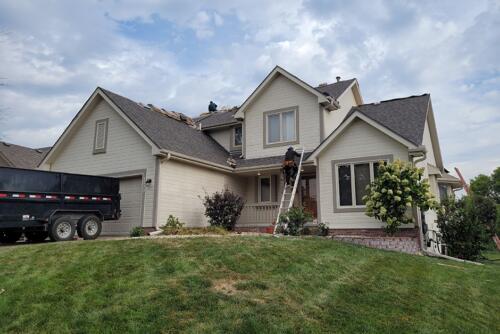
<box><xmin>0</xmin><ymin>237</ymin><xmax>499</xmax><ymax>334</ymax></box>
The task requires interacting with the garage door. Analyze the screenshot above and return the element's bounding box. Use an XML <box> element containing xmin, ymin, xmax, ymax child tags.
<box><xmin>102</xmin><ymin>176</ymin><xmax>143</xmax><ymax>235</ymax></box>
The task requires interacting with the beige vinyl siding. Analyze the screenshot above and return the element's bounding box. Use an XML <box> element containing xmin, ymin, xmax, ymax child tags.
<box><xmin>322</xmin><ymin>86</ymin><xmax>359</xmax><ymax>138</ymax></box>
<box><xmin>157</xmin><ymin>159</ymin><xmax>246</xmax><ymax>227</ymax></box>
<box><xmin>317</xmin><ymin>119</ymin><xmax>410</xmax><ymax>229</ymax></box>
<box><xmin>207</xmin><ymin>128</ymin><xmax>232</xmax><ymax>152</ymax></box>
<box><xmin>44</xmin><ymin>97</ymin><xmax>156</xmax><ymax>228</ymax></box>
<box><xmin>244</xmin><ymin>74</ymin><xmax>320</xmax><ymax>159</ymax></box>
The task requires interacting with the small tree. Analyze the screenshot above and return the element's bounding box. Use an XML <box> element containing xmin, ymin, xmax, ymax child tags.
<box><xmin>437</xmin><ymin>196</ymin><xmax>487</xmax><ymax>260</ymax></box>
<box><xmin>202</xmin><ymin>190</ymin><xmax>245</xmax><ymax>230</ymax></box>
<box><xmin>277</xmin><ymin>207</ymin><xmax>313</xmax><ymax>236</ymax></box>
<box><xmin>364</xmin><ymin>160</ymin><xmax>438</xmax><ymax>235</ymax></box>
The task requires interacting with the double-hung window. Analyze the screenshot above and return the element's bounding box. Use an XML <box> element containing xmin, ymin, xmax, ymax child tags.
<box><xmin>265</xmin><ymin>107</ymin><xmax>297</xmax><ymax>146</ymax></box>
<box><xmin>335</xmin><ymin>159</ymin><xmax>388</xmax><ymax>209</ymax></box>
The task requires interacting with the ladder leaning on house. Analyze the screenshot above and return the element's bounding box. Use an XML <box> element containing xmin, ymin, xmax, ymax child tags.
<box><xmin>273</xmin><ymin>148</ymin><xmax>305</xmax><ymax>235</ymax></box>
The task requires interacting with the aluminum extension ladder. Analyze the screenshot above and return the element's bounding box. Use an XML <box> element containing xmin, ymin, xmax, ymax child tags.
<box><xmin>273</xmin><ymin>148</ymin><xmax>305</xmax><ymax>235</ymax></box>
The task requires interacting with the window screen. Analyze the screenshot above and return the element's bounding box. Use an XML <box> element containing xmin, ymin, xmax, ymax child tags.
<box><xmin>234</xmin><ymin>126</ymin><xmax>242</xmax><ymax>146</ymax></box>
<box><xmin>267</xmin><ymin>114</ymin><xmax>280</xmax><ymax>143</ymax></box>
<box><xmin>338</xmin><ymin>165</ymin><xmax>352</xmax><ymax>206</ymax></box>
<box><xmin>354</xmin><ymin>163</ymin><xmax>370</xmax><ymax>205</ymax></box>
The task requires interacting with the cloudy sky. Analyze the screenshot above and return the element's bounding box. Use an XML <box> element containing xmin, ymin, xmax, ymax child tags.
<box><xmin>0</xmin><ymin>0</ymin><xmax>499</xmax><ymax>180</ymax></box>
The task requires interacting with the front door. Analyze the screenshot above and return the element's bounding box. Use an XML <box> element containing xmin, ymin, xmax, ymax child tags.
<box><xmin>300</xmin><ymin>176</ymin><xmax>317</xmax><ymax>219</ymax></box>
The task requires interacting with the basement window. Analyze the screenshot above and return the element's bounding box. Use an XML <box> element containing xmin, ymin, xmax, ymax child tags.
<box><xmin>93</xmin><ymin>119</ymin><xmax>109</xmax><ymax>154</ymax></box>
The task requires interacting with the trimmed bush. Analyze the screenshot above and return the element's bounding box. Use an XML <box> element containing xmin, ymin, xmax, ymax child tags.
<box><xmin>202</xmin><ymin>190</ymin><xmax>245</xmax><ymax>231</ymax></box>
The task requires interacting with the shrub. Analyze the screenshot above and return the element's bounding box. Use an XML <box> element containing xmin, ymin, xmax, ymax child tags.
<box><xmin>161</xmin><ymin>215</ymin><xmax>185</xmax><ymax>235</ymax></box>
<box><xmin>437</xmin><ymin>196</ymin><xmax>487</xmax><ymax>260</ymax></box>
<box><xmin>317</xmin><ymin>222</ymin><xmax>329</xmax><ymax>236</ymax></box>
<box><xmin>277</xmin><ymin>207</ymin><xmax>313</xmax><ymax>236</ymax></box>
<box><xmin>364</xmin><ymin>160</ymin><xmax>439</xmax><ymax>235</ymax></box>
<box><xmin>202</xmin><ymin>190</ymin><xmax>245</xmax><ymax>231</ymax></box>
<box><xmin>130</xmin><ymin>227</ymin><xmax>146</xmax><ymax>238</ymax></box>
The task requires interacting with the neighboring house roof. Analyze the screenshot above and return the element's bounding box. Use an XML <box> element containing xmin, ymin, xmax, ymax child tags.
<box><xmin>196</xmin><ymin>109</ymin><xmax>239</xmax><ymax>129</ymax></box>
<box><xmin>0</xmin><ymin>141</ymin><xmax>50</xmax><ymax>169</ymax></box>
<box><xmin>99</xmin><ymin>89</ymin><xmax>231</xmax><ymax>166</ymax></box>
<box><xmin>315</xmin><ymin>79</ymin><xmax>356</xmax><ymax>99</ymax></box>
<box><xmin>346</xmin><ymin>94</ymin><xmax>430</xmax><ymax>146</ymax></box>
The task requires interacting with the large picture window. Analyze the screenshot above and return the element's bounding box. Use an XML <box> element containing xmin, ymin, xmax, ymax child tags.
<box><xmin>264</xmin><ymin>108</ymin><xmax>298</xmax><ymax>146</ymax></box>
<box><xmin>335</xmin><ymin>159</ymin><xmax>388</xmax><ymax>208</ymax></box>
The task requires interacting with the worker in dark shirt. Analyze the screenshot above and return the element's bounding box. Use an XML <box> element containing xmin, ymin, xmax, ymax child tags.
<box><xmin>283</xmin><ymin>147</ymin><xmax>300</xmax><ymax>185</ymax></box>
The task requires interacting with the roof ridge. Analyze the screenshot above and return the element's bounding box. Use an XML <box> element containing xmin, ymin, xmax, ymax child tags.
<box><xmin>358</xmin><ymin>93</ymin><xmax>429</xmax><ymax>107</ymax></box>
<box><xmin>314</xmin><ymin>78</ymin><xmax>356</xmax><ymax>89</ymax></box>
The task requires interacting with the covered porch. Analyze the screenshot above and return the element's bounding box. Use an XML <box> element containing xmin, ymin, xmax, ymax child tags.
<box><xmin>235</xmin><ymin>161</ymin><xmax>317</xmax><ymax>229</ymax></box>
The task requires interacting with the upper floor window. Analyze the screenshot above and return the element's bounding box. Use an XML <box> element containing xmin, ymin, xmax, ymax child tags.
<box><xmin>93</xmin><ymin>119</ymin><xmax>108</xmax><ymax>154</ymax></box>
<box><xmin>233</xmin><ymin>125</ymin><xmax>242</xmax><ymax>147</ymax></box>
<box><xmin>264</xmin><ymin>107</ymin><xmax>298</xmax><ymax>147</ymax></box>
<box><xmin>334</xmin><ymin>158</ymin><xmax>389</xmax><ymax>209</ymax></box>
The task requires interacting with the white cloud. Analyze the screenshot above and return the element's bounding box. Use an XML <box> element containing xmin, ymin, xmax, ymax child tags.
<box><xmin>0</xmin><ymin>0</ymin><xmax>498</xmax><ymax>180</ymax></box>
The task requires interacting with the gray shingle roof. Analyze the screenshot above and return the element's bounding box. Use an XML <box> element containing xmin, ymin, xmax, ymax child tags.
<box><xmin>346</xmin><ymin>94</ymin><xmax>430</xmax><ymax>146</ymax></box>
<box><xmin>315</xmin><ymin>79</ymin><xmax>356</xmax><ymax>99</ymax></box>
<box><xmin>234</xmin><ymin>152</ymin><xmax>312</xmax><ymax>168</ymax></box>
<box><xmin>100</xmin><ymin>88</ymin><xmax>231</xmax><ymax>166</ymax></box>
<box><xmin>196</xmin><ymin>109</ymin><xmax>239</xmax><ymax>129</ymax></box>
<box><xmin>0</xmin><ymin>142</ymin><xmax>50</xmax><ymax>169</ymax></box>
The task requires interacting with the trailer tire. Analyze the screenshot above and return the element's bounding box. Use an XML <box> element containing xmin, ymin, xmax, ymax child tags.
<box><xmin>0</xmin><ymin>230</ymin><xmax>22</xmax><ymax>244</ymax></box>
<box><xmin>49</xmin><ymin>216</ymin><xmax>76</xmax><ymax>242</ymax></box>
<box><xmin>78</xmin><ymin>215</ymin><xmax>102</xmax><ymax>240</ymax></box>
<box><xmin>25</xmin><ymin>231</ymin><xmax>49</xmax><ymax>243</ymax></box>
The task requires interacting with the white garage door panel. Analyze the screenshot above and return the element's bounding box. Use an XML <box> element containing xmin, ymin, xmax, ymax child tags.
<box><xmin>102</xmin><ymin>176</ymin><xmax>143</xmax><ymax>235</ymax></box>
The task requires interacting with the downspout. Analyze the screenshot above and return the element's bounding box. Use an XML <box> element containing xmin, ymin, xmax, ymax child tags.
<box><xmin>409</xmin><ymin>146</ymin><xmax>427</xmax><ymax>253</ymax></box>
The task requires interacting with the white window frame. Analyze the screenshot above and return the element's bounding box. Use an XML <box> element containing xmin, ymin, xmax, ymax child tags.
<box><xmin>258</xmin><ymin>176</ymin><xmax>272</xmax><ymax>203</ymax></box>
<box><xmin>335</xmin><ymin>160</ymin><xmax>386</xmax><ymax>209</ymax></box>
<box><xmin>233</xmin><ymin>125</ymin><xmax>242</xmax><ymax>148</ymax></box>
<box><xmin>93</xmin><ymin>118</ymin><xmax>109</xmax><ymax>154</ymax></box>
<box><xmin>265</xmin><ymin>108</ymin><xmax>298</xmax><ymax>146</ymax></box>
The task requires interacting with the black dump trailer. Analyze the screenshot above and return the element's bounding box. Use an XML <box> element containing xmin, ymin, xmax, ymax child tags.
<box><xmin>0</xmin><ymin>167</ymin><xmax>120</xmax><ymax>243</ymax></box>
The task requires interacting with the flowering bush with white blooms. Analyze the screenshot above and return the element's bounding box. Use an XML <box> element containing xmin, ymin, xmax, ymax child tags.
<box><xmin>363</xmin><ymin>160</ymin><xmax>439</xmax><ymax>235</ymax></box>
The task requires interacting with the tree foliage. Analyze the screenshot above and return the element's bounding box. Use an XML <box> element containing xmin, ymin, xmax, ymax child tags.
<box><xmin>470</xmin><ymin>167</ymin><xmax>500</xmax><ymax>203</ymax></box>
<box><xmin>364</xmin><ymin>160</ymin><xmax>439</xmax><ymax>235</ymax></box>
<box><xmin>437</xmin><ymin>196</ymin><xmax>491</xmax><ymax>260</ymax></box>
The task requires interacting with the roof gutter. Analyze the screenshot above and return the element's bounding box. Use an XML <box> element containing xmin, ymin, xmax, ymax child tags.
<box><xmin>158</xmin><ymin>149</ymin><xmax>234</xmax><ymax>173</ymax></box>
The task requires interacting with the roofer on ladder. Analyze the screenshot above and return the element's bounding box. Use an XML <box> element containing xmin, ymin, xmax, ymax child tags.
<box><xmin>283</xmin><ymin>146</ymin><xmax>300</xmax><ymax>185</ymax></box>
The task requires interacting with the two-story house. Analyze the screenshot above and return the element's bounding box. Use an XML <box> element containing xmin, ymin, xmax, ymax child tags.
<box><xmin>39</xmin><ymin>66</ymin><xmax>461</xmax><ymax>239</ymax></box>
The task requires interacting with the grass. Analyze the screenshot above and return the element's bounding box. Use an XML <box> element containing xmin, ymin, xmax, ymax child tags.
<box><xmin>0</xmin><ymin>236</ymin><xmax>499</xmax><ymax>333</ymax></box>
